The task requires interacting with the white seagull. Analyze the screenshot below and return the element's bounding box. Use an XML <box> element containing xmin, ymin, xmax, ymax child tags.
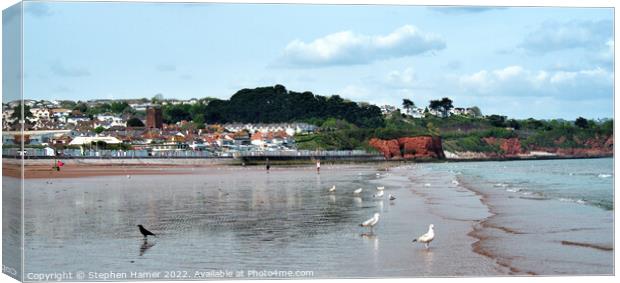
<box><xmin>389</xmin><ymin>194</ymin><xmax>396</xmax><ymax>201</ymax></box>
<box><xmin>373</xmin><ymin>190</ymin><xmax>384</xmax><ymax>198</ymax></box>
<box><xmin>353</xmin><ymin>188</ymin><xmax>363</xmax><ymax>194</ymax></box>
<box><xmin>328</xmin><ymin>185</ymin><xmax>336</xmax><ymax>192</ymax></box>
<box><xmin>412</xmin><ymin>224</ymin><xmax>435</xmax><ymax>249</ymax></box>
<box><xmin>376</xmin><ymin>186</ymin><xmax>385</xmax><ymax>191</ymax></box>
<box><xmin>360</xmin><ymin>213</ymin><xmax>380</xmax><ymax>232</ymax></box>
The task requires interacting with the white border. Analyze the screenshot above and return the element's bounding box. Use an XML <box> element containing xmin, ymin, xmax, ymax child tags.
<box><xmin>1</xmin><ymin>1</ymin><xmax>618</xmax><ymax>283</ymax></box>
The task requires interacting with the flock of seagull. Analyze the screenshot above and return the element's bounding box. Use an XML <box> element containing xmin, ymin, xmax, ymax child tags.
<box><xmin>136</xmin><ymin>180</ymin><xmax>435</xmax><ymax>250</ymax></box>
<box><xmin>328</xmin><ymin>184</ymin><xmax>435</xmax><ymax>249</ymax></box>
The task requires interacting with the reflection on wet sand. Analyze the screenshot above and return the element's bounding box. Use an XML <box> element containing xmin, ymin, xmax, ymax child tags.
<box><xmin>421</xmin><ymin>249</ymin><xmax>434</xmax><ymax>273</ymax></box>
<box><xmin>23</xmin><ymin>165</ymin><xmax>503</xmax><ymax>277</ymax></box>
<box><xmin>139</xmin><ymin>239</ymin><xmax>155</xmax><ymax>256</ymax></box>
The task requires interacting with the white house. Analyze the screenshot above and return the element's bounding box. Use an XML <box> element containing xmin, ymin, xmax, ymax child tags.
<box><xmin>129</xmin><ymin>103</ymin><xmax>152</xmax><ymax>111</ymax></box>
<box><xmin>94</xmin><ymin>114</ymin><xmax>126</xmax><ymax>128</ymax></box>
<box><xmin>51</xmin><ymin>109</ymin><xmax>72</xmax><ymax>120</ymax></box>
<box><xmin>68</xmin><ymin>136</ymin><xmax>122</xmax><ymax>145</ymax></box>
<box><xmin>66</xmin><ymin>115</ymin><xmax>91</xmax><ymax>125</ymax></box>
<box><xmin>29</xmin><ymin>108</ymin><xmax>51</xmax><ymax>122</ymax></box>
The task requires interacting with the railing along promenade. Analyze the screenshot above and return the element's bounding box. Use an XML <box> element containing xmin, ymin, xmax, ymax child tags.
<box><xmin>2</xmin><ymin>148</ymin><xmax>382</xmax><ymax>160</ymax></box>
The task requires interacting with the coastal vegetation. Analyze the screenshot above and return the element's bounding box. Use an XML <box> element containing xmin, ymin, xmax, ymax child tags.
<box><xmin>19</xmin><ymin>84</ymin><xmax>609</xmax><ymax>155</ymax></box>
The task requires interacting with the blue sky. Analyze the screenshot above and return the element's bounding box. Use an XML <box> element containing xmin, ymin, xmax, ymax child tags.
<box><xmin>13</xmin><ymin>1</ymin><xmax>615</xmax><ymax>119</ymax></box>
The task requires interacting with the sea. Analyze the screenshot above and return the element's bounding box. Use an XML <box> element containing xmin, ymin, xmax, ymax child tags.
<box><xmin>449</xmin><ymin>158</ymin><xmax>613</xmax><ymax>211</ymax></box>
<box><xmin>415</xmin><ymin>157</ymin><xmax>614</xmax><ymax>275</ymax></box>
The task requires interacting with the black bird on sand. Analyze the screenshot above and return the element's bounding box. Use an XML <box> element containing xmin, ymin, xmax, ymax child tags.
<box><xmin>137</xmin><ymin>225</ymin><xmax>156</xmax><ymax>239</ymax></box>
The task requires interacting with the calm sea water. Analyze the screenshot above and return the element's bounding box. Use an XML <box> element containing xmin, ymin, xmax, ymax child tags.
<box><xmin>415</xmin><ymin>158</ymin><xmax>613</xmax><ymax>275</ymax></box>
<box><xmin>429</xmin><ymin>158</ymin><xmax>614</xmax><ymax>210</ymax></box>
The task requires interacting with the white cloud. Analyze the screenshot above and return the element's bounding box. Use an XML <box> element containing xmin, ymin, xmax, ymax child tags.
<box><xmin>493</xmin><ymin>65</ymin><xmax>523</xmax><ymax>80</ymax></box>
<box><xmin>386</xmin><ymin>67</ymin><xmax>417</xmax><ymax>87</ymax></box>
<box><xmin>520</xmin><ymin>20</ymin><xmax>612</xmax><ymax>54</ymax></box>
<box><xmin>279</xmin><ymin>25</ymin><xmax>445</xmax><ymax>67</ymax></box>
<box><xmin>458</xmin><ymin>65</ymin><xmax>612</xmax><ymax>100</ymax></box>
<box><xmin>594</xmin><ymin>39</ymin><xmax>614</xmax><ymax>66</ymax></box>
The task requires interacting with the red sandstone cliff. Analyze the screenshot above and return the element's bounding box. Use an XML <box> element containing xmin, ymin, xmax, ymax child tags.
<box><xmin>369</xmin><ymin>135</ymin><xmax>612</xmax><ymax>161</ymax></box>
<box><xmin>530</xmin><ymin>136</ymin><xmax>613</xmax><ymax>157</ymax></box>
<box><xmin>369</xmin><ymin>136</ymin><xmax>445</xmax><ymax>160</ymax></box>
<box><xmin>482</xmin><ymin>137</ymin><xmax>523</xmax><ymax>156</ymax></box>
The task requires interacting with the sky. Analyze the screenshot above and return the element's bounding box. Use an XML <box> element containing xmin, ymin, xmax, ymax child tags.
<box><xmin>5</xmin><ymin>1</ymin><xmax>615</xmax><ymax>119</ymax></box>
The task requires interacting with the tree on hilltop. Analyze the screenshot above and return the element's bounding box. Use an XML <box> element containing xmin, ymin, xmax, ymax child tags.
<box><xmin>429</xmin><ymin>97</ymin><xmax>453</xmax><ymax>118</ymax></box>
<box><xmin>469</xmin><ymin>106</ymin><xmax>482</xmax><ymax>117</ymax></box>
<box><xmin>575</xmin><ymin>117</ymin><xmax>589</xmax><ymax>128</ymax></box>
<box><xmin>402</xmin><ymin>99</ymin><xmax>415</xmax><ymax>115</ymax></box>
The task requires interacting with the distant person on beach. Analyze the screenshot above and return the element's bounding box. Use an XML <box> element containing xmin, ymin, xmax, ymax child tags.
<box><xmin>54</xmin><ymin>160</ymin><xmax>64</xmax><ymax>171</ymax></box>
<box><xmin>266</xmin><ymin>158</ymin><xmax>270</xmax><ymax>173</ymax></box>
<box><xmin>316</xmin><ymin>160</ymin><xmax>321</xmax><ymax>173</ymax></box>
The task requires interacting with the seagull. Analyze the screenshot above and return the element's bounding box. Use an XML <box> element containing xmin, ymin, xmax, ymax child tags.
<box><xmin>137</xmin><ymin>225</ymin><xmax>156</xmax><ymax>239</ymax></box>
<box><xmin>353</xmin><ymin>188</ymin><xmax>363</xmax><ymax>194</ymax></box>
<box><xmin>412</xmin><ymin>224</ymin><xmax>435</xmax><ymax>249</ymax></box>
<box><xmin>377</xmin><ymin>186</ymin><xmax>385</xmax><ymax>191</ymax></box>
<box><xmin>373</xmin><ymin>190</ymin><xmax>384</xmax><ymax>198</ymax></box>
<box><xmin>360</xmin><ymin>213</ymin><xmax>380</xmax><ymax>233</ymax></box>
<box><xmin>328</xmin><ymin>185</ymin><xmax>336</xmax><ymax>193</ymax></box>
<box><xmin>389</xmin><ymin>194</ymin><xmax>396</xmax><ymax>201</ymax></box>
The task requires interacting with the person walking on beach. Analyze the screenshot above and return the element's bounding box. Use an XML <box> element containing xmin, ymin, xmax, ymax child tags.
<box><xmin>53</xmin><ymin>160</ymin><xmax>64</xmax><ymax>171</ymax></box>
<box><xmin>316</xmin><ymin>159</ymin><xmax>321</xmax><ymax>173</ymax></box>
<box><xmin>266</xmin><ymin>158</ymin><xmax>270</xmax><ymax>173</ymax></box>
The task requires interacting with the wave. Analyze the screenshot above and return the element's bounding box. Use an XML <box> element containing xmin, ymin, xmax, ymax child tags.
<box><xmin>567</xmin><ymin>172</ymin><xmax>613</xmax><ymax>178</ymax></box>
<box><xmin>506</xmin><ymin>187</ymin><xmax>522</xmax><ymax>193</ymax></box>
<box><xmin>558</xmin><ymin>198</ymin><xmax>586</xmax><ymax>205</ymax></box>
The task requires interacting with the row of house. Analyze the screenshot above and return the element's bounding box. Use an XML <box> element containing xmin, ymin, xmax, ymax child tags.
<box><xmin>2</xmin><ymin>120</ymin><xmax>316</xmax><ymax>155</ymax></box>
<box><xmin>381</xmin><ymin>105</ymin><xmax>480</xmax><ymax>118</ymax></box>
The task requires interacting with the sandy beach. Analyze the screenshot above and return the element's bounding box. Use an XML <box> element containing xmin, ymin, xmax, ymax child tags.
<box><xmin>4</xmin><ymin>159</ymin><xmax>613</xmax><ymax>279</ymax></box>
<box><xmin>8</xmin><ymin>162</ymin><xmax>503</xmax><ymax>279</ymax></box>
<box><xmin>3</xmin><ymin>158</ymin><xmax>235</xmax><ymax>179</ymax></box>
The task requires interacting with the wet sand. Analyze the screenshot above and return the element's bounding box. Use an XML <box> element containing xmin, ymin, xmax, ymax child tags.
<box><xmin>18</xmin><ymin>164</ymin><xmax>503</xmax><ymax>279</ymax></box>
<box><xmin>3</xmin><ymin>159</ymin><xmax>234</xmax><ymax>179</ymax></box>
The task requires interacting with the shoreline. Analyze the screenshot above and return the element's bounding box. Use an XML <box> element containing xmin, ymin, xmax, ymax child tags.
<box><xmin>3</xmin><ymin>155</ymin><xmax>612</xmax><ymax>179</ymax></box>
<box><xmin>386</xmin><ymin>165</ymin><xmax>508</xmax><ymax>275</ymax></box>
<box><xmin>458</xmin><ymin>180</ymin><xmax>536</xmax><ymax>275</ymax></box>
<box><xmin>452</xmin><ymin>162</ymin><xmax>613</xmax><ymax>276</ymax></box>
